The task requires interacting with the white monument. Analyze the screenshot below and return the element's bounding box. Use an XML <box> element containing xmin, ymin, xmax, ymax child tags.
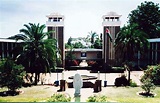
<box><xmin>73</xmin><ymin>73</ymin><xmax>83</xmax><ymax>97</ymax></box>
<box><xmin>79</xmin><ymin>60</ymin><xmax>88</xmax><ymax>67</ymax></box>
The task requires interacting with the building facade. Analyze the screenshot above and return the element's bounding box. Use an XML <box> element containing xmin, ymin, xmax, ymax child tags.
<box><xmin>147</xmin><ymin>38</ymin><xmax>160</xmax><ymax>65</ymax></box>
<box><xmin>46</xmin><ymin>13</ymin><xmax>65</xmax><ymax>67</ymax></box>
<box><xmin>102</xmin><ymin>12</ymin><xmax>121</xmax><ymax>66</ymax></box>
<box><xmin>0</xmin><ymin>38</ymin><xmax>21</xmax><ymax>59</ymax></box>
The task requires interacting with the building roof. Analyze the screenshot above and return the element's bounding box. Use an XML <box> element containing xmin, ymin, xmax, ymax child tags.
<box><xmin>0</xmin><ymin>38</ymin><xmax>22</xmax><ymax>43</ymax></box>
<box><xmin>148</xmin><ymin>38</ymin><xmax>160</xmax><ymax>43</ymax></box>
<box><xmin>102</xmin><ymin>11</ymin><xmax>122</xmax><ymax>18</ymax></box>
<box><xmin>46</xmin><ymin>13</ymin><xmax>64</xmax><ymax>18</ymax></box>
<box><xmin>65</xmin><ymin>48</ymin><xmax>102</xmax><ymax>52</ymax></box>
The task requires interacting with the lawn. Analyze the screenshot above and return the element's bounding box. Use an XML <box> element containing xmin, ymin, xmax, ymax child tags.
<box><xmin>0</xmin><ymin>85</ymin><xmax>160</xmax><ymax>103</ymax></box>
<box><xmin>103</xmin><ymin>86</ymin><xmax>160</xmax><ymax>103</ymax></box>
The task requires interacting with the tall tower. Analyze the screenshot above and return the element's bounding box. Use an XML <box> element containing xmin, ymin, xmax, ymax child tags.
<box><xmin>46</xmin><ymin>13</ymin><xmax>65</xmax><ymax>67</ymax></box>
<box><xmin>102</xmin><ymin>12</ymin><xmax>121</xmax><ymax>66</ymax></box>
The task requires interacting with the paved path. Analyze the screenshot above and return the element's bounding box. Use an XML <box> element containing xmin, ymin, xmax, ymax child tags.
<box><xmin>36</xmin><ymin>70</ymin><xmax>143</xmax><ymax>102</ymax></box>
<box><xmin>39</xmin><ymin>70</ymin><xmax>143</xmax><ymax>86</ymax></box>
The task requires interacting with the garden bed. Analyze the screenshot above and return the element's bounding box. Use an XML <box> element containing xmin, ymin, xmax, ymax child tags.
<box><xmin>0</xmin><ymin>90</ymin><xmax>24</xmax><ymax>96</ymax></box>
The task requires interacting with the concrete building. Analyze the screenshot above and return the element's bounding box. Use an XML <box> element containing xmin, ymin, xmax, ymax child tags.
<box><xmin>65</xmin><ymin>49</ymin><xmax>102</xmax><ymax>60</ymax></box>
<box><xmin>46</xmin><ymin>13</ymin><xmax>65</xmax><ymax>67</ymax></box>
<box><xmin>0</xmin><ymin>38</ymin><xmax>21</xmax><ymax>59</ymax></box>
<box><xmin>102</xmin><ymin>12</ymin><xmax>121</xmax><ymax>66</ymax></box>
<box><xmin>147</xmin><ymin>38</ymin><xmax>160</xmax><ymax>65</ymax></box>
<box><xmin>0</xmin><ymin>13</ymin><xmax>159</xmax><ymax>69</ymax></box>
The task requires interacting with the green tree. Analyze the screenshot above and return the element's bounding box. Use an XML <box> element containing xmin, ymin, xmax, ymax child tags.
<box><xmin>67</xmin><ymin>36</ymin><xmax>72</xmax><ymax>46</ymax></box>
<box><xmin>115</xmin><ymin>23</ymin><xmax>149</xmax><ymax>85</ymax></box>
<box><xmin>93</xmin><ymin>37</ymin><xmax>102</xmax><ymax>49</ymax></box>
<box><xmin>141</xmin><ymin>65</ymin><xmax>160</xmax><ymax>85</ymax></box>
<box><xmin>65</xmin><ymin>37</ymin><xmax>73</xmax><ymax>49</ymax></box>
<box><xmin>115</xmin><ymin>23</ymin><xmax>149</xmax><ymax>62</ymax></box>
<box><xmin>65</xmin><ymin>46</ymin><xmax>75</xmax><ymax>60</ymax></box>
<box><xmin>88</xmin><ymin>31</ymin><xmax>98</xmax><ymax>45</ymax></box>
<box><xmin>73</xmin><ymin>42</ymin><xmax>84</xmax><ymax>48</ymax></box>
<box><xmin>128</xmin><ymin>1</ymin><xmax>160</xmax><ymax>38</ymax></box>
<box><xmin>12</xmin><ymin>23</ymin><xmax>61</xmax><ymax>85</ymax></box>
<box><xmin>0</xmin><ymin>58</ymin><xmax>25</xmax><ymax>92</ymax></box>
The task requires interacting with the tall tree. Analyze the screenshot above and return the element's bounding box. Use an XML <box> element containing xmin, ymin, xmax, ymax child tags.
<box><xmin>67</xmin><ymin>36</ymin><xmax>72</xmax><ymax>46</ymax></box>
<box><xmin>115</xmin><ymin>23</ymin><xmax>149</xmax><ymax>85</ymax></box>
<box><xmin>12</xmin><ymin>23</ymin><xmax>61</xmax><ymax>85</ymax></box>
<box><xmin>128</xmin><ymin>1</ymin><xmax>160</xmax><ymax>38</ymax></box>
<box><xmin>88</xmin><ymin>31</ymin><xmax>98</xmax><ymax>45</ymax></box>
<box><xmin>93</xmin><ymin>34</ymin><xmax>102</xmax><ymax>49</ymax></box>
<box><xmin>0</xmin><ymin>58</ymin><xmax>25</xmax><ymax>93</ymax></box>
<box><xmin>115</xmin><ymin>23</ymin><xmax>149</xmax><ymax>62</ymax></box>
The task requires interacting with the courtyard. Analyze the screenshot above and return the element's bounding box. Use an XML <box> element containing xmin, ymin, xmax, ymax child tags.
<box><xmin>0</xmin><ymin>70</ymin><xmax>160</xmax><ymax>102</ymax></box>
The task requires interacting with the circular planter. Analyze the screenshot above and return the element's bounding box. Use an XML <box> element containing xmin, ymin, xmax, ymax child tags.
<box><xmin>137</xmin><ymin>91</ymin><xmax>157</xmax><ymax>97</ymax></box>
<box><xmin>0</xmin><ymin>90</ymin><xmax>24</xmax><ymax>96</ymax></box>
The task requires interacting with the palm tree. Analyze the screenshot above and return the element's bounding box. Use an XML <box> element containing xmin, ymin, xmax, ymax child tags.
<box><xmin>12</xmin><ymin>23</ymin><xmax>61</xmax><ymax>85</ymax></box>
<box><xmin>115</xmin><ymin>23</ymin><xmax>149</xmax><ymax>85</ymax></box>
<box><xmin>88</xmin><ymin>31</ymin><xmax>98</xmax><ymax>46</ymax></box>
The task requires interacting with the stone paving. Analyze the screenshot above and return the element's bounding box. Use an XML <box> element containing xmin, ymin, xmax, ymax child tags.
<box><xmin>37</xmin><ymin>70</ymin><xmax>144</xmax><ymax>102</ymax></box>
<box><xmin>40</xmin><ymin>70</ymin><xmax>143</xmax><ymax>86</ymax></box>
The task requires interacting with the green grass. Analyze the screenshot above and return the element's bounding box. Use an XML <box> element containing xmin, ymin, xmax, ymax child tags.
<box><xmin>0</xmin><ymin>86</ymin><xmax>160</xmax><ymax>103</ymax></box>
<box><xmin>104</xmin><ymin>86</ymin><xmax>160</xmax><ymax>103</ymax></box>
<box><xmin>0</xmin><ymin>85</ymin><xmax>57</xmax><ymax>102</ymax></box>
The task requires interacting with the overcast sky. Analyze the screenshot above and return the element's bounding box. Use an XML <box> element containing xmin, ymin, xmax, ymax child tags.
<box><xmin>0</xmin><ymin>0</ymin><xmax>159</xmax><ymax>42</ymax></box>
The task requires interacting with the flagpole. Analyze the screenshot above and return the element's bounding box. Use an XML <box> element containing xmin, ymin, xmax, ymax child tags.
<box><xmin>104</xmin><ymin>28</ymin><xmax>107</xmax><ymax>87</ymax></box>
<box><xmin>105</xmin><ymin>32</ymin><xmax>107</xmax><ymax>81</ymax></box>
<box><xmin>104</xmin><ymin>28</ymin><xmax>112</xmax><ymax>87</ymax></box>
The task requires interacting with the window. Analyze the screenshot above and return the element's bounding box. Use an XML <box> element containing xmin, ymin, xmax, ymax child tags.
<box><xmin>81</xmin><ymin>52</ymin><xmax>86</xmax><ymax>58</ymax></box>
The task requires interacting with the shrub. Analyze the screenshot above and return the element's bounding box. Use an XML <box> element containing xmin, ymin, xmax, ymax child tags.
<box><xmin>142</xmin><ymin>65</ymin><xmax>160</xmax><ymax>85</ymax></box>
<box><xmin>114</xmin><ymin>75</ymin><xmax>128</xmax><ymax>87</ymax></box>
<box><xmin>88</xmin><ymin>61</ymin><xmax>96</xmax><ymax>66</ymax></box>
<box><xmin>47</xmin><ymin>93</ymin><xmax>71</xmax><ymax>102</ymax></box>
<box><xmin>0</xmin><ymin>58</ymin><xmax>25</xmax><ymax>92</ymax></box>
<box><xmin>86</xmin><ymin>95</ymin><xmax>107</xmax><ymax>102</ymax></box>
<box><xmin>72</xmin><ymin>60</ymin><xmax>79</xmax><ymax>66</ymax></box>
<box><xmin>130</xmin><ymin>79</ymin><xmax>138</xmax><ymax>87</ymax></box>
<box><xmin>140</xmin><ymin>78</ymin><xmax>156</xmax><ymax>94</ymax></box>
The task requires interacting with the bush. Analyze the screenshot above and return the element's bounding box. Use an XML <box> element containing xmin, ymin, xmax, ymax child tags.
<box><xmin>88</xmin><ymin>61</ymin><xmax>96</xmax><ymax>66</ymax></box>
<box><xmin>142</xmin><ymin>65</ymin><xmax>160</xmax><ymax>85</ymax></box>
<box><xmin>140</xmin><ymin>78</ymin><xmax>156</xmax><ymax>94</ymax></box>
<box><xmin>130</xmin><ymin>79</ymin><xmax>138</xmax><ymax>87</ymax></box>
<box><xmin>47</xmin><ymin>93</ymin><xmax>71</xmax><ymax>102</ymax></box>
<box><xmin>114</xmin><ymin>75</ymin><xmax>128</xmax><ymax>87</ymax></box>
<box><xmin>86</xmin><ymin>95</ymin><xmax>107</xmax><ymax>102</ymax></box>
<box><xmin>0</xmin><ymin>58</ymin><xmax>25</xmax><ymax>92</ymax></box>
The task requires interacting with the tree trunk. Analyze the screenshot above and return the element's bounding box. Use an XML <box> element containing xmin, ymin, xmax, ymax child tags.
<box><xmin>34</xmin><ymin>73</ymin><xmax>40</xmax><ymax>85</ymax></box>
<box><xmin>128</xmin><ymin>70</ymin><xmax>131</xmax><ymax>86</ymax></box>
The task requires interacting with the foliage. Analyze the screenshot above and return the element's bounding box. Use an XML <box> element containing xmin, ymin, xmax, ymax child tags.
<box><xmin>11</xmin><ymin>23</ymin><xmax>61</xmax><ymax>85</ymax></box>
<box><xmin>65</xmin><ymin>32</ymin><xmax>102</xmax><ymax>49</ymax></box>
<box><xmin>86</xmin><ymin>95</ymin><xmax>107</xmax><ymax>102</ymax></box>
<box><xmin>72</xmin><ymin>41</ymin><xmax>84</xmax><ymax>48</ymax></box>
<box><xmin>65</xmin><ymin>37</ymin><xmax>73</xmax><ymax>49</ymax></box>
<box><xmin>0</xmin><ymin>58</ymin><xmax>25</xmax><ymax>91</ymax></box>
<box><xmin>65</xmin><ymin>46</ymin><xmax>76</xmax><ymax>60</ymax></box>
<box><xmin>88</xmin><ymin>31</ymin><xmax>102</xmax><ymax>49</ymax></box>
<box><xmin>140</xmin><ymin>78</ymin><xmax>156</xmax><ymax>94</ymax></box>
<box><xmin>47</xmin><ymin>93</ymin><xmax>71</xmax><ymax>102</ymax></box>
<box><xmin>88</xmin><ymin>31</ymin><xmax>98</xmax><ymax>44</ymax></box>
<box><xmin>88</xmin><ymin>61</ymin><xmax>97</xmax><ymax>66</ymax></box>
<box><xmin>93</xmin><ymin>37</ymin><xmax>102</xmax><ymax>49</ymax></box>
<box><xmin>130</xmin><ymin>79</ymin><xmax>138</xmax><ymax>87</ymax></box>
<box><xmin>141</xmin><ymin>65</ymin><xmax>160</xmax><ymax>85</ymax></box>
<box><xmin>114</xmin><ymin>75</ymin><xmax>128</xmax><ymax>87</ymax></box>
<box><xmin>115</xmin><ymin>23</ymin><xmax>149</xmax><ymax>86</ymax></box>
<box><xmin>128</xmin><ymin>1</ymin><xmax>160</xmax><ymax>38</ymax></box>
<box><xmin>67</xmin><ymin>36</ymin><xmax>72</xmax><ymax>46</ymax></box>
<box><xmin>115</xmin><ymin>23</ymin><xmax>149</xmax><ymax>62</ymax></box>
